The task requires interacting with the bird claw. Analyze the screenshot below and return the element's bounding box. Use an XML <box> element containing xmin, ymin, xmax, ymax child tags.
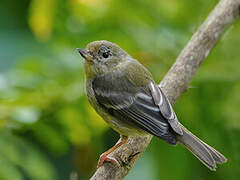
<box><xmin>97</xmin><ymin>154</ymin><xmax>120</xmax><ymax>168</ymax></box>
<box><xmin>97</xmin><ymin>136</ymin><xmax>128</xmax><ymax>168</ymax></box>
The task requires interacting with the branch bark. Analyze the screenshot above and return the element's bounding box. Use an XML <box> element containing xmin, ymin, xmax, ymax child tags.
<box><xmin>90</xmin><ymin>0</ymin><xmax>240</xmax><ymax>179</ymax></box>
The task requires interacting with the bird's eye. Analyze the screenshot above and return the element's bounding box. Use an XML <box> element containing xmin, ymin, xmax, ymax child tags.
<box><xmin>102</xmin><ymin>51</ymin><xmax>110</xmax><ymax>58</ymax></box>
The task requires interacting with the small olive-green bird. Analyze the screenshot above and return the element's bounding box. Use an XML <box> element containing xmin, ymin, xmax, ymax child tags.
<box><xmin>77</xmin><ymin>40</ymin><xmax>227</xmax><ymax>170</ymax></box>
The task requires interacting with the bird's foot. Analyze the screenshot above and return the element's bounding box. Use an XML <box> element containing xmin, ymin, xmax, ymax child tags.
<box><xmin>96</xmin><ymin>136</ymin><xmax>128</xmax><ymax>168</ymax></box>
<box><xmin>97</xmin><ymin>154</ymin><xmax>120</xmax><ymax>168</ymax></box>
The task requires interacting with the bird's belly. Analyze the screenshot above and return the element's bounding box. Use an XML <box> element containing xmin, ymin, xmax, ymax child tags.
<box><xmin>90</xmin><ymin>101</ymin><xmax>146</xmax><ymax>136</ymax></box>
<box><xmin>90</xmin><ymin>102</ymin><xmax>146</xmax><ymax>136</ymax></box>
<box><xmin>106</xmin><ymin>114</ymin><xmax>148</xmax><ymax>136</ymax></box>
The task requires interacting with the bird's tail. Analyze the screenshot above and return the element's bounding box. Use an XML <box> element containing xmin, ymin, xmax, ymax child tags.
<box><xmin>177</xmin><ymin>126</ymin><xmax>227</xmax><ymax>171</ymax></box>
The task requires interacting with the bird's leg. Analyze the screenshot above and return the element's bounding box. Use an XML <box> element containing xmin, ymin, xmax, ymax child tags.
<box><xmin>97</xmin><ymin>135</ymin><xmax>128</xmax><ymax>168</ymax></box>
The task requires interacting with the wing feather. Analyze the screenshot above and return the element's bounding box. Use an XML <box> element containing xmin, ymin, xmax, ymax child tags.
<box><xmin>149</xmin><ymin>82</ymin><xmax>183</xmax><ymax>135</ymax></box>
<box><xmin>92</xmin><ymin>72</ymin><xmax>178</xmax><ymax>144</ymax></box>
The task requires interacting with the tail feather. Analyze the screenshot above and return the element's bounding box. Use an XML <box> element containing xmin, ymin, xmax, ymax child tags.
<box><xmin>177</xmin><ymin>126</ymin><xmax>227</xmax><ymax>171</ymax></box>
<box><xmin>201</xmin><ymin>140</ymin><xmax>227</xmax><ymax>164</ymax></box>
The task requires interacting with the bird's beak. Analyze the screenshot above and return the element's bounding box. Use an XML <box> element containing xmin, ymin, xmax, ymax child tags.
<box><xmin>76</xmin><ymin>48</ymin><xmax>92</xmax><ymax>60</ymax></box>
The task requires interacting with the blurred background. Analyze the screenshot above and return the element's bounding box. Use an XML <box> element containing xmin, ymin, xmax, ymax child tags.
<box><xmin>0</xmin><ymin>0</ymin><xmax>240</xmax><ymax>179</ymax></box>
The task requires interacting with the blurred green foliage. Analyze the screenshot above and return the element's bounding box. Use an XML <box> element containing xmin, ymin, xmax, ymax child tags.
<box><xmin>0</xmin><ymin>0</ymin><xmax>240</xmax><ymax>179</ymax></box>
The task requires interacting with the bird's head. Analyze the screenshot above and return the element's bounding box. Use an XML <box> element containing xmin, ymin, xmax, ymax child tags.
<box><xmin>77</xmin><ymin>40</ymin><xmax>129</xmax><ymax>78</ymax></box>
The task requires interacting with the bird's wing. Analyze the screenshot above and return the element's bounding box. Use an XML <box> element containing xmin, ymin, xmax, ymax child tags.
<box><xmin>92</xmin><ymin>70</ymin><xmax>179</xmax><ymax>144</ymax></box>
<box><xmin>149</xmin><ymin>82</ymin><xmax>183</xmax><ymax>135</ymax></box>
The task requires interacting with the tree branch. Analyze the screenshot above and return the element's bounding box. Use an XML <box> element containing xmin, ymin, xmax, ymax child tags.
<box><xmin>90</xmin><ymin>0</ymin><xmax>240</xmax><ymax>179</ymax></box>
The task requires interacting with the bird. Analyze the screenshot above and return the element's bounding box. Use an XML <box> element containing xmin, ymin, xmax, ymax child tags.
<box><xmin>76</xmin><ymin>40</ymin><xmax>227</xmax><ymax>170</ymax></box>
